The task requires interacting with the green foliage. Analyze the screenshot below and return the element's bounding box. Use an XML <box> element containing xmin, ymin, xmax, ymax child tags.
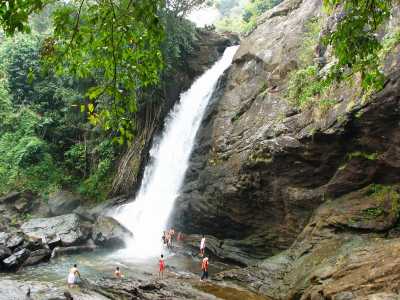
<box><xmin>362</xmin><ymin>207</ymin><xmax>384</xmax><ymax>218</ymax></box>
<box><xmin>287</xmin><ymin>66</ymin><xmax>330</xmax><ymax>108</ymax></box>
<box><xmin>0</xmin><ymin>1</ymin><xmax>202</xmax><ymax>200</ymax></box>
<box><xmin>323</xmin><ymin>0</ymin><xmax>392</xmax><ymax>92</ymax></box>
<box><xmin>162</xmin><ymin>15</ymin><xmax>197</xmax><ymax>71</ymax></box>
<box><xmin>299</xmin><ymin>17</ymin><xmax>323</xmax><ymax>66</ymax></box>
<box><xmin>0</xmin><ymin>32</ymin><xmax>120</xmax><ymax>201</ymax></box>
<box><xmin>0</xmin><ymin>35</ymin><xmax>41</xmax><ymax>105</ymax></box>
<box><xmin>367</xmin><ymin>184</ymin><xmax>400</xmax><ymax>216</ymax></box>
<box><xmin>243</xmin><ymin>0</ymin><xmax>280</xmax><ymax>21</ymax></box>
<box><xmin>43</xmin><ymin>0</ymin><xmax>164</xmax><ymax>142</ymax></box>
<box><xmin>215</xmin><ymin>15</ymin><xmax>247</xmax><ymax>33</ymax></box>
<box><xmin>65</xmin><ymin>143</ymin><xmax>87</xmax><ymax>176</ymax></box>
<box><xmin>0</xmin><ymin>0</ymin><xmax>49</xmax><ymax>35</ymax></box>
<box><xmin>380</xmin><ymin>28</ymin><xmax>400</xmax><ymax>60</ymax></box>
<box><xmin>348</xmin><ymin>151</ymin><xmax>378</xmax><ymax>161</ymax></box>
<box><xmin>78</xmin><ymin>140</ymin><xmax>116</xmax><ymax>201</ymax></box>
<box><xmin>166</xmin><ymin>0</ymin><xmax>206</xmax><ymax>17</ymax></box>
<box><xmin>0</xmin><ymin>0</ymin><xmax>166</xmax><ymax>142</ymax></box>
<box><xmin>0</xmin><ymin>106</ymin><xmax>62</xmax><ymax>195</ymax></box>
<box><xmin>287</xmin><ymin>1</ymin><xmax>398</xmax><ymax>110</ymax></box>
<box><xmin>241</xmin><ymin>0</ymin><xmax>282</xmax><ymax>33</ymax></box>
<box><xmin>215</xmin><ymin>0</ymin><xmax>283</xmax><ymax>34</ymax></box>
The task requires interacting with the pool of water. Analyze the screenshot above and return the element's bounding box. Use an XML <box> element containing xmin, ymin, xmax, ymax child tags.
<box><xmin>5</xmin><ymin>246</ymin><xmax>229</xmax><ymax>288</ymax></box>
<box><xmin>3</xmin><ymin>245</ymin><xmax>270</xmax><ymax>300</ymax></box>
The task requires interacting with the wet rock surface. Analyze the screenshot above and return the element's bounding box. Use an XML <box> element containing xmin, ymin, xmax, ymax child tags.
<box><xmin>21</xmin><ymin>213</ymin><xmax>89</xmax><ymax>246</ymax></box>
<box><xmin>0</xmin><ymin>272</ymin><xmax>269</xmax><ymax>300</ymax></box>
<box><xmin>92</xmin><ymin>216</ymin><xmax>133</xmax><ymax>248</ymax></box>
<box><xmin>3</xmin><ymin>248</ymin><xmax>31</xmax><ymax>270</ymax></box>
<box><xmin>0</xmin><ymin>211</ymin><xmax>131</xmax><ymax>272</ymax></box>
<box><xmin>48</xmin><ymin>190</ymin><xmax>81</xmax><ymax>217</ymax></box>
<box><xmin>211</xmin><ymin>181</ymin><xmax>400</xmax><ymax>299</ymax></box>
<box><xmin>183</xmin><ymin>234</ymin><xmax>258</xmax><ymax>266</ymax></box>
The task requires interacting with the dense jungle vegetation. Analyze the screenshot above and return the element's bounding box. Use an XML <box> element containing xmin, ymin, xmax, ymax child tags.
<box><xmin>0</xmin><ymin>0</ymin><xmax>200</xmax><ymax>200</ymax></box>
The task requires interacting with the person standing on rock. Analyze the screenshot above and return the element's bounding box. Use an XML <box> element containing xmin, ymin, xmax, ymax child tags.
<box><xmin>200</xmin><ymin>257</ymin><xmax>209</xmax><ymax>281</ymax></box>
<box><xmin>169</xmin><ymin>228</ymin><xmax>175</xmax><ymax>247</ymax></box>
<box><xmin>67</xmin><ymin>264</ymin><xmax>81</xmax><ymax>288</ymax></box>
<box><xmin>159</xmin><ymin>254</ymin><xmax>165</xmax><ymax>280</ymax></box>
<box><xmin>200</xmin><ymin>235</ymin><xmax>206</xmax><ymax>257</ymax></box>
<box><xmin>167</xmin><ymin>232</ymin><xmax>172</xmax><ymax>249</ymax></box>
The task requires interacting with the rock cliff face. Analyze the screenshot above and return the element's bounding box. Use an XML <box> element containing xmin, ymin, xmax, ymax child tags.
<box><xmin>172</xmin><ymin>0</ymin><xmax>400</xmax><ymax>278</ymax></box>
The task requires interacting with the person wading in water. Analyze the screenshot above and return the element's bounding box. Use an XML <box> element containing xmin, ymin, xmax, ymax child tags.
<box><xmin>67</xmin><ymin>264</ymin><xmax>81</xmax><ymax>288</ymax></box>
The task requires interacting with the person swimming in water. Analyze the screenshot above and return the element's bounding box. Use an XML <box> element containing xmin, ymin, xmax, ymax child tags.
<box><xmin>114</xmin><ymin>266</ymin><xmax>124</xmax><ymax>278</ymax></box>
<box><xmin>67</xmin><ymin>264</ymin><xmax>81</xmax><ymax>288</ymax></box>
<box><xmin>159</xmin><ymin>254</ymin><xmax>165</xmax><ymax>280</ymax></box>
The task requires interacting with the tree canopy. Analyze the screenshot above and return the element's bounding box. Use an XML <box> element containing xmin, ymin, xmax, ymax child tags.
<box><xmin>323</xmin><ymin>0</ymin><xmax>392</xmax><ymax>90</ymax></box>
<box><xmin>1</xmin><ymin>0</ymin><xmax>164</xmax><ymax>143</ymax></box>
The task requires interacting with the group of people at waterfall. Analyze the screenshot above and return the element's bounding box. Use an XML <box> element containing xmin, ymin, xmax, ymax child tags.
<box><xmin>161</xmin><ymin>227</ymin><xmax>185</xmax><ymax>249</ymax></box>
<box><xmin>159</xmin><ymin>232</ymin><xmax>209</xmax><ymax>281</ymax></box>
<box><xmin>66</xmin><ymin>232</ymin><xmax>209</xmax><ymax>288</ymax></box>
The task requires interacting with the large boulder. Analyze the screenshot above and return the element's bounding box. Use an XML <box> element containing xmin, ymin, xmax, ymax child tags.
<box><xmin>22</xmin><ymin>248</ymin><xmax>50</xmax><ymax>267</ymax></box>
<box><xmin>0</xmin><ymin>246</ymin><xmax>12</xmax><ymax>270</ymax></box>
<box><xmin>51</xmin><ymin>241</ymin><xmax>97</xmax><ymax>259</ymax></box>
<box><xmin>92</xmin><ymin>216</ymin><xmax>132</xmax><ymax>248</ymax></box>
<box><xmin>21</xmin><ymin>213</ymin><xmax>90</xmax><ymax>246</ymax></box>
<box><xmin>0</xmin><ymin>280</ymin><xmax>32</xmax><ymax>300</ymax></box>
<box><xmin>0</xmin><ymin>192</ymin><xmax>21</xmax><ymax>204</ymax></box>
<box><xmin>183</xmin><ymin>234</ymin><xmax>256</xmax><ymax>266</ymax></box>
<box><xmin>48</xmin><ymin>190</ymin><xmax>81</xmax><ymax>216</ymax></box>
<box><xmin>2</xmin><ymin>248</ymin><xmax>30</xmax><ymax>270</ymax></box>
<box><xmin>0</xmin><ymin>246</ymin><xmax>11</xmax><ymax>261</ymax></box>
<box><xmin>0</xmin><ymin>232</ymin><xmax>24</xmax><ymax>249</ymax></box>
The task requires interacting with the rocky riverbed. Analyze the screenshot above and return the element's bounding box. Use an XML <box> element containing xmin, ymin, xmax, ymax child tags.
<box><xmin>0</xmin><ymin>190</ymin><xmax>269</xmax><ymax>300</ymax></box>
<box><xmin>0</xmin><ymin>243</ymin><xmax>269</xmax><ymax>300</ymax></box>
<box><xmin>0</xmin><ymin>191</ymin><xmax>133</xmax><ymax>273</ymax></box>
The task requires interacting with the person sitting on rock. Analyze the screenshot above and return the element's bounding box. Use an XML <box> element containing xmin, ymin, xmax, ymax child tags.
<box><xmin>67</xmin><ymin>264</ymin><xmax>81</xmax><ymax>288</ymax></box>
<box><xmin>114</xmin><ymin>266</ymin><xmax>124</xmax><ymax>278</ymax></box>
<box><xmin>200</xmin><ymin>257</ymin><xmax>209</xmax><ymax>281</ymax></box>
<box><xmin>159</xmin><ymin>254</ymin><xmax>165</xmax><ymax>280</ymax></box>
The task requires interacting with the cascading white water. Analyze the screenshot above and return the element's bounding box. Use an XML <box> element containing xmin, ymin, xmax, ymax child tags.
<box><xmin>114</xmin><ymin>46</ymin><xmax>239</xmax><ymax>259</ymax></box>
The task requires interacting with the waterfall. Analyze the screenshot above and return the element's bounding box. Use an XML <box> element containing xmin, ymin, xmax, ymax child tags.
<box><xmin>114</xmin><ymin>46</ymin><xmax>239</xmax><ymax>259</ymax></box>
